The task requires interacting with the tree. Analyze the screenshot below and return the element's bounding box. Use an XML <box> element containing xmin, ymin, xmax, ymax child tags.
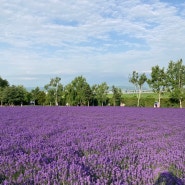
<box><xmin>82</xmin><ymin>82</ymin><xmax>92</xmax><ymax>106</ymax></box>
<box><xmin>94</xmin><ymin>82</ymin><xmax>109</xmax><ymax>106</ymax></box>
<box><xmin>37</xmin><ymin>91</ymin><xmax>46</xmax><ymax>105</ymax></box>
<box><xmin>0</xmin><ymin>76</ymin><xmax>9</xmax><ymax>106</ymax></box>
<box><xmin>147</xmin><ymin>65</ymin><xmax>166</xmax><ymax>107</ymax></box>
<box><xmin>30</xmin><ymin>87</ymin><xmax>40</xmax><ymax>105</ymax></box>
<box><xmin>3</xmin><ymin>85</ymin><xmax>28</xmax><ymax>105</ymax></box>
<box><xmin>64</xmin><ymin>83</ymin><xmax>75</xmax><ymax>106</ymax></box>
<box><xmin>166</xmin><ymin>59</ymin><xmax>185</xmax><ymax>108</ymax></box>
<box><xmin>65</xmin><ymin>76</ymin><xmax>92</xmax><ymax>106</ymax></box>
<box><xmin>45</xmin><ymin>89</ymin><xmax>56</xmax><ymax>106</ymax></box>
<box><xmin>129</xmin><ymin>71</ymin><xmax>147</xmax><ymax>107</ymax></box>
<box><xmin>30</xmin><ymin>87</ymin><xmax>46</xmax><ymax>105</ymax></box>
<box><xmin>91</xmin><ymin>84</ymin><xmax>98</xmax><ymax>106</ymax></box>
<box><xmin>111</xmin><ymin>85</ymin><xmax>122</xmax><ymax>106</ymax></box>
<box><xmin>45</xmin><ymin>77</ymin><xmax>63</xmax><ymax>106</ymax></box>
<box><xmin>0</xmin><ymin>76</ymin><xmax>9</xmax><ymax>88</ymax></box>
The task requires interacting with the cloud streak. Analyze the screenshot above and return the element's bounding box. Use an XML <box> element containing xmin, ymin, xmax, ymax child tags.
<box><xmin>0</xmin><ymin>0</ymin><xmax>185</xmax><ymax>87</ymax></box>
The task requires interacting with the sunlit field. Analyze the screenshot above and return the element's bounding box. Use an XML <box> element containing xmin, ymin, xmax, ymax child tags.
<box><xmin>0</xmin><ymin>107</ymin><xmax>185</xmax><ymax>184</ymax></box>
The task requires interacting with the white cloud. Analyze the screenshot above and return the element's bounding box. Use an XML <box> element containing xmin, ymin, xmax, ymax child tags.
<box><xmin>1</xmin><ymin>0</ymin><xmax>185</xmax><ymax>87</ymax></box>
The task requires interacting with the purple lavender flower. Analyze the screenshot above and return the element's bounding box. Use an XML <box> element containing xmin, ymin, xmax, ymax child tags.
<box><xmin>0</xmin><ymin>107</ymin><xmax>185</xmax><ymax>184</ymax></box>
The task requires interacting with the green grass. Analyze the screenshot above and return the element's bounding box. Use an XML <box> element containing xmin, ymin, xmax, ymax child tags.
<box><xmin>122</xmin><ymin>92</ymin><xmax>170</xmax><ymax>99</ymax></box>
<box><xmin>108</xmin><ymin>92</ymin><xmax>170</xmax><ymax>99</ymax></box>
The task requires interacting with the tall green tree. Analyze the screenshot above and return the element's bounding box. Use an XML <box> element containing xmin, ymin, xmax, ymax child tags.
<box><xmin>0</xmin><ymin>76</ymin><xmax>9</xmax><ymax>87</ymax></box>
<box><xmin>30</xmin><ymin>87</ymin><xmax>46</xmax><ymax>105</ymax></box>
<box><xmin>45</xmin><ymin>77</ymin><xmax>63</xmax><ymax>106</ymax></box>
<box><xmin>91</xmin><ymin>84</ymin><xmax>98</xmax><ymax>106</ymax></box>
<box><xmin>94</xmin><ymin>82</ymin><xmax>109</xmax><ymax>106</ymax></box>
<box><xmin>30</xmin><ymin>87</ymin><xmax>40</xmax><ymax>105</ymax></box>
<box><xmin>147</xmin><ymin>65</ymin><xmax>166</xmax><ymax>107</ymax></box>
<box><xmin>111</xmin><ymin>85</ymin><xmax>122</xmax><ymax>106</ymax></box>
<box><xmin>65</xmin><ymin>76</ymin><xmax>92</xmax><ymax>106</ymax></box>
<box><xmin>0</xmin><ymin>76</ymin><xmax>9</xmax><ymax>106</ymax></box>
<box><xmin>166</xmin><ymin>59</ymin><xmax>185</xmax><ymax>108</ymax></box>
<box><xmin>64</xmin><ymin>83</ymin><xmax>75</xmax><ymax>106</ymax></box>
<box><xmin>37</xmin><ymin>91</ymin><xmax>46</xmax><ymax>105</ymax></box>
<box><xmin>83</xmin><ymin>82</ymin><xmax>92</xmax><ymax>106</ymax></box>
<box><xmin>3</xmin><ymin>85</ymin><xmax>28</xmax><ymax>105</ymax></box>
<box><xmin>129</xmin><ymin>71</ymin><xmax>147</xmax><ymax>107</ymax></box>
<box><xmin>45</xmin><ymin>89</ymin><xmax>55</xmax><ymax>106</ymax></box>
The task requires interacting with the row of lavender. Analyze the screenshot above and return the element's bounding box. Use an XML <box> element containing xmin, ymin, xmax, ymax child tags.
<box><xmin>0</xmin><ymin>107</ymin><xmax>185</xmax><ymax>184</ymax></box>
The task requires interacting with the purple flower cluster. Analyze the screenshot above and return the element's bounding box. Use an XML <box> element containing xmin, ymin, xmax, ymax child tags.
<box><xmin>0</xmin><ymin>107</ymin><xmax>185</xmax><ymax>184</ymax></box>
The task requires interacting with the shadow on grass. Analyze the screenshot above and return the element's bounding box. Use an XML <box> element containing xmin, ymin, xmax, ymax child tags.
<box><xmin>154</xmin><ymin>172</ymin><xmax>184</xmax><ymax>185</ymax></box>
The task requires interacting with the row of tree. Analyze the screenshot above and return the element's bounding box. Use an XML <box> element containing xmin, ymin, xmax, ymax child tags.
<box><xmin>0</xmin><ymin>59</ymin><xmax>184</xmax><ymax>107</ymax></box>
<box><xmin>0</xmin><ymin>76</ymin><xmax>122</xmax><ymax>107</ymax></box>
<box><xmin>129</xmin><ymin>59</ymin><xmax>185</xmax><ymax>108</ymax></box>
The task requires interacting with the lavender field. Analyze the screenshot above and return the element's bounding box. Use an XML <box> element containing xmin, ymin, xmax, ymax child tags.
<box><xmin>0</xmin><ymin>107</ymin><xmax>185</xmax><ymax>185</ymax></box>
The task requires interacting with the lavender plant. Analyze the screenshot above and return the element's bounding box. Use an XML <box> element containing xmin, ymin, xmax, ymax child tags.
<box><xmin>0</xmin><ymin>107</ymin><xmax>185</xmax><ymax>184</ymax></box>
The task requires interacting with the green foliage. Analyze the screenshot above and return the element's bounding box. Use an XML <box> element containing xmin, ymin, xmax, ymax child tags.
<box><xmin>0</xmin><ymin>76</ymin><xmax>9</xmax><ymax>88</ymax></box>
<box><xmin>166</xmin><ymin>59</ymin><xmax>185</xmax><ymax>108</ymax></box>
<box><xmin>30</xmin><ymin>87</ymin><xmax>40</xmax><ymax>105</ymax></box>
<box><xmin>122</xmin><ymin>96</ymin><xmax>138</xmax><ymax>107</ymax></box>
<box><xmin>111</xmin><ymin>85</ymin><xmax>123</xmax><ymax>106</ymax></box>
<box><xmin>147</xmin><ymin>65</ymin><xmax>166</xmax><ymax>106</ymax></box>
<box><xmin>147</xmin><ymin>65</ymin><xmax>166</xmax><ymax>93</ymax></box>
<box><xmin>37</xmin><ymin>91</ymin><xmax>46</xmax><ymax>105</ymax></box>
<box><xmin>129</xmin><ymin>71</ymin><xmax>147</xmax><ymax>107</ymax></box>
<box><xmin>2</xmin><ymin>85</ymin><xmax>28</xmax><ymax>105</ymax></box>
<box><xmin>0</xmin><ymin>76</ymin><xmax>9</xmax><ymax>106</ymax></box>
<box><xmin>122</xmin><ymin>95</ymin><xmax>155</xmax><ymax>107</ymax></box>
<box><xmin>45</xmin><ymin>77</ymin><xmax>63</xmax><ymax>106</ymax></box>
<box><xmin>92</xmin><ymin>82</ymin><xmax>109</xmax><ymax>106</ymax></box>
<box><xmin>65</xmin><ymin>76</ymin><xmax>92</xmax><ymax>106</ymax></box>
<box><xmin>0</xmin><ymin>58</ymin><xmax>185</xmax><ymax>107</ymax></box>
<box><xmin>141</xmin><ymin>97</ymin><xmax>155</xmax><ymax>107</ymax></box>
<box><xmin>122</xmin><ymin>93</ymin><xmax>185</xmax><ymax>108</ymax></box>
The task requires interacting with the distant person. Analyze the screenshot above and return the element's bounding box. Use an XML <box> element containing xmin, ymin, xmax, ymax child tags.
<box><xmin>154</xmin><ymin>101</ymin><xmax>158</xmax><ymax>108</ymax></box>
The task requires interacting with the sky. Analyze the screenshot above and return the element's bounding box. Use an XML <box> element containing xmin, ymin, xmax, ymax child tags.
<box><xmin>1</xmin><ymin>0</ymin><xmax>185</xmax><ymax>88</ymax></box>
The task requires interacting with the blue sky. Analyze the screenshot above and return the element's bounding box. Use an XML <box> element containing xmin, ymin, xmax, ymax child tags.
<box><xmin>1</xmin><ymin>0</ymin><xmax>185</xmax><ymax>87</ymax></box>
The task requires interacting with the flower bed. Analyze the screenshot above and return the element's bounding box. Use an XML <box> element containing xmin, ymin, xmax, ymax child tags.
<box><xmin>0</xmin><ymin>106</ymin><xmax>185</xmax><ymax>184</ymax></box>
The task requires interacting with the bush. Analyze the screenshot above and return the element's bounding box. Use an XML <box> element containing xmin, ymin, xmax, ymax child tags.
<box><xmin>122</xmin><ymin>95</ymin><xmax>185</xmax><ymax>108</ymax></box>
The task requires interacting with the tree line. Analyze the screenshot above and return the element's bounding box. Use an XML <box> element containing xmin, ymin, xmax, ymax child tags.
<box><xmin>129</xmin><ymin>59</ymin><xmax>185</xmax><ymax>108</ymax></box>
<box><xmin>0</xmin><ymin>59</ymin><xmax>185</xmax><ymax>107</ymax></box>
<box><xmin>0</xmin><ymin>76</ymin><xmax>122</xmax><ymax>107</ymax></box>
